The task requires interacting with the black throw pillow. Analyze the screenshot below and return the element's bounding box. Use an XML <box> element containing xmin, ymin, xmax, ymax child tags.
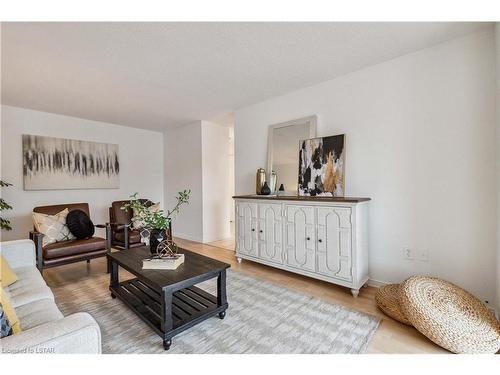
<box><xmin>66</xmin><ymin>209</ymin><xmax>95</xmax><ymax>239</ymax></box>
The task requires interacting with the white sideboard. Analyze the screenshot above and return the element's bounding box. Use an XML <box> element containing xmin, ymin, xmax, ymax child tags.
<box><xmin>233</xmin><ymin>195</ymin><xmax>370</xmax><ymax>297</ymax></box>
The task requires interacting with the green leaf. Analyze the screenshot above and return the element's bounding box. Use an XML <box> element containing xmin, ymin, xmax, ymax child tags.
<box><xmin>0</xmin><ymin>217</ymin><xmax>12</xmax><ymax>231</ymax></box>
<box><xmin>123</xmin><ymin>190</ymin><xmax>190</xmax><ymax>231</ymax></box>
<box><xmin>0</xmin><ymin>180</ymin><xmax>13</xmax><ymax>231</ymax></box>
<box><xmin>0</xmin><ymin>198</ymin><xmax>13</xmax><ymax>211</ymax></box>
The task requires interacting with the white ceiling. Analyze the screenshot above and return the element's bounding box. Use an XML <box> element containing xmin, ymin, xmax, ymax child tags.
<box><xmin>1</xmin><ymin>22</ymin><xmax>492</xmax><ymax>131</ymax></box>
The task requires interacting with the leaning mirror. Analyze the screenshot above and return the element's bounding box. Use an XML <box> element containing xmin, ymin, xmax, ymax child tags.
<box><xmin>267</xmin><ymin>116</ymin><xmax>317</xmax><ymax>194</ymax></box>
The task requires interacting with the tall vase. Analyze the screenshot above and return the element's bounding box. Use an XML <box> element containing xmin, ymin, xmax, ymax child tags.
<box><xmin>256</xmin><ymin>168</ymin><xmax>266</xmax><ymax>194</ymax></box>
<box><xmin>268</xmin><ymin>171</ymin><xmax>277</xmax><ymax>194</ymax></box>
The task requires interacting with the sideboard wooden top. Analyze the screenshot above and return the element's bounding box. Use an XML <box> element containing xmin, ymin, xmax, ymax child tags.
<box><xmin>233</xmin><ymin>195</ymin><xmax>371</xmax><ymax>203</ymax></box>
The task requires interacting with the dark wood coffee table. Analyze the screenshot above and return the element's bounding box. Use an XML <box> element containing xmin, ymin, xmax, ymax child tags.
<box><xmin>107</xmin><ymin>246</ymin><xmax>230</xmax><ymax>350</ymax></box>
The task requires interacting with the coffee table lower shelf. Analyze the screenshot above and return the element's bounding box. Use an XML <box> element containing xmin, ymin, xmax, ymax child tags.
<box><xmin>109</xmin><ymin>278</ymin><xmax>227</xmax><ymax>349</ymax></box>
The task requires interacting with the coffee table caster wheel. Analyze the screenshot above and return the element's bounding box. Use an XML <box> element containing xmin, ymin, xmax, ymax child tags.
<box><xmin>218</xmin><ymin>311</ymin><xmax>226</xmax><ymax>319</ymax></box>
<box><xmin>163</xmin><ymin>339</ymin><xmax>172</xmax><ymax>350</ymax></box>
<box><xmin>110</xmin><ymin>293</ymin><xmax>116</xmax><ymax>299</ymax></box>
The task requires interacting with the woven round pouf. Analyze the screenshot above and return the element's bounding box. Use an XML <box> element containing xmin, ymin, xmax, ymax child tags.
<box><xmin>375</xmin><ymin>284</ymin><xmax>412</xmax><ymax>326</ymax></box>
<box><xmin>399</xmin><ymin>276</ymin><xmax>500</xmax><ymax>354</ymax></box>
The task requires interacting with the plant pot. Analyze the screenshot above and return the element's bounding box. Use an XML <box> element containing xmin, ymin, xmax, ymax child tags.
<box><xmin>149</xmin><ymin>225</ymin><xmax>173</xmax><ymax>255</ymax></box>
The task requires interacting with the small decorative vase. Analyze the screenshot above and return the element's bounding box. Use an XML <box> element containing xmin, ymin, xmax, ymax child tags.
<box><xmin>149</xmin><ymin>223</ymin><xmax>173</xmax><ymax>254</ymax></box>
<box><xmin>268</xmin><ymin>171</ymin><xmax>277</xmax><ymax>194</ymax></box>
<box><xmin>277</xmin><ymin>183</ymin><xmax>285</xmax><ymax>196</ymax></box>
<box><xmin>149</xmin><ymin>229</ymin><xmax>166</xmax><ymax>255</ymax></box>
<box><xmin>256</xmin><ymin>168</ymin><xmax>266</xmax><ymax>194</ymax></box>
<box><xmin>260</xmin><ymin>181</ymin><xmax>271</xmax><ymax>195</ymax></box>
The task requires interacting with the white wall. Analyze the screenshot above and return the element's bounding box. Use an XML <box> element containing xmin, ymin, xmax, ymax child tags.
<box><xmin>235</xmin><ymin>30</ymin><xmax>498</xmax><ymax>304</ymax></box>
<box><xmin>228</xmin><ymin>126</ymin><xmax>235</xmax><ymax>222</ymax></box>
<box><xmin>164</xmin><ymin>121</ymin><xmax>204</xmax><ymax>242</ymax></box>
<box><xmin>1</xmin><ymin>105</ymin><xmax>164</xmax><ymax>240</ymax></box>
<box><xmin>495</xmin><ymin>24</ymin><xmax>500</xmax><ymax>312</ymax></box>
<box><xmin>164</xmin><ymin>120</ymin><xmax>231</xmax><ymax>243</ymax></box>
<box><xmin>202</xmin><ymin>121</ymin><xmax>230</xmax><ymax>242</ymax></box>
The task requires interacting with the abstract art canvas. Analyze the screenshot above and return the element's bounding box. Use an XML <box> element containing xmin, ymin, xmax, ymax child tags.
<box><xmin>22</xmin><ymin>135</ymin><xmax>119</xmax><ymax>190</ymax></box>
<box><xmin>298</xmin><ymin>134</ymin><xmax>345</xmax><ymax>197</ymax></box>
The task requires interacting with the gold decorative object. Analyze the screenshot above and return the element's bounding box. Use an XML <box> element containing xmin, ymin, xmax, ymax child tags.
<box><xmin>155</xmin><ymin>238</ymin><xmax>179</xmax><ymax>259</ymax></box>
<box><xmin>256</xmin><ymin>168</ymin><xmax>266</xmax><ymax>194</ymax></box>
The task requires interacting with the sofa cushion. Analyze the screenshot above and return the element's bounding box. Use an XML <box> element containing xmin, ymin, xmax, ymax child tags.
<box><xmin>7</xmin><ymin>266</ymin><xmax>53</xmax><ymax>308</ymax></box>
<box><xmin>16</xmin><ymin>298</ymin><xmax>63</xmax><ymax>331</ymax></box>
<box><xmin>114</xmin><ymin>229</ymin><xmax>142</xmax><ymax>244</ymax></box>
<box><xmin>12</xmin><ymin>266</ymin><xmax>46</xmax><ymax>286</ymax></box>
<box><xmin>8</xmin><ymin>280</ymin><xmax>54</xmax><ymax>308</ymax></box>
<box><xmin>0</xmin><ymin>287</ymin><xmax>21</xmax><ymax>334</ymax></box>
<box><xmin>8</xmin><ymin>285</ymin><xmax>54</xmax><ymax>309</ymax></box>
<box><xmin>0</xmin><ymin>255</ymin><xmax>18</xmax><ymax>287</ymax></box>
<box><xmin>43</xmin><ymin>237</ymin><xmax>106</xmax><ymax>259</ymax></box>
<box><xmin>1</xmin><ymin>304</ymin><xmax>13</xmax><ymax>338</ymax></box>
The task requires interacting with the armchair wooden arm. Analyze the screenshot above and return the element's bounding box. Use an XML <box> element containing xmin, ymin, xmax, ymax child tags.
<box><xmin>109</xmin><ymin>222</ymin><xmax>128</xmax><ymax>230</ymax></box>
<box><xmin>108</xmin><ymin>222</ymin><xmax>129</xmax><ymax>249</ymax></box>
<box><xmin>95</xmin><ymin>223</ymin><xmax>112</xmax><ymax>251</ymax></box>
<box><xmin>29</xmin><ymin>230</ymin><xmax>44</xmax><ymax>271</ymax></box>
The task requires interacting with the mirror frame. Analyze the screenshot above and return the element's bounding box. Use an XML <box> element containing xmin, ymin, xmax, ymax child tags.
<box><xmin>267</xmin><ymin>115</ymin><xmax>317</xmax><ymax>190</ymax></box>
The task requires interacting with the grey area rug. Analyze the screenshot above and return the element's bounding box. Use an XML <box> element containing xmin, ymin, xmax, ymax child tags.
<box><xmin>52</xmin><ymin>270</ymin><xmax>379</xmax><ymax>353</ymax></box>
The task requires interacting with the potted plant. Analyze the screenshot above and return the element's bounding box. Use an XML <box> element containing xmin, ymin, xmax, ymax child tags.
<box><xmin>0</xmin><ymin>180</ymin><xmax>13</xmax><ymax>231</ymax></box>
<box><xmin>122</xmin><ymin>190</ymin><xmax>190</xmax><ymax>254</ymax></box>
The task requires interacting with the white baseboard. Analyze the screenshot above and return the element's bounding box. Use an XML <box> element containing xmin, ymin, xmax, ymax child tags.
<box><xmin>202</xmin><ymin>236</ymin><xmax>232</xmax><ymax>244</ymax></box>
<box><xmin>174</xmin><ymin>233</ymin><xmax>231</xmax><ymax>244</ymax></box>
<box><xmin>367</xmin><ymin>278</ymin><xmax>389</xmax><ymax>288</ymax></box>
<box><xmin>173</xmin><ymin>233</ymin><xmax>203</xmax><ymax>243</ymax></box>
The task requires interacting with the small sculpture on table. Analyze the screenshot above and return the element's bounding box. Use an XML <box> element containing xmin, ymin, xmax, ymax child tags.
<box><xmin>142</xmin><ymin>239</ymin><xmax>184</xmax><ymax>270</ymax></box>
<box><xmin>155</xmin><ymin>238</ymin><xmax>179</xmax><ymax>259</ymax></box>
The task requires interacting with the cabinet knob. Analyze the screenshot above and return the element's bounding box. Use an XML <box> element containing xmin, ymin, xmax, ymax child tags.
<box><xmin>259</xmin><ymin>230</ymin><xmax>263</xmax><ymax>233</ymax></box>
<box><xmin>251</xmin><ymin>229</ymin><xmax>255</xmax><ymax>232</ymax></box>
<box><xmin>318</xmin><ymin>239</ymin><xmax>323</xmax><ymax>243</ymax></box>
<box><xmin>306</xmin><ymin>237</ymin><xmax>310</xmax><ymax>241</ymax></box>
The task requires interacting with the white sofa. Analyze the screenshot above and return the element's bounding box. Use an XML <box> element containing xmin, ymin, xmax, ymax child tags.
<box><xmin>1</xmin><ymin>239</ymin><xmax>101</xmax><ymax>354</ymax></box>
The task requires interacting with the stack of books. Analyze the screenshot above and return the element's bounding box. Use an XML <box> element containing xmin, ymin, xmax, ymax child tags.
<box><xmin>142</xmin><ymin>254</ymin><xmax>185</xmax><ymax>270</ymax></box>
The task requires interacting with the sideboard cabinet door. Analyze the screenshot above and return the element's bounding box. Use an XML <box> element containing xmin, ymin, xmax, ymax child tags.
<box><xmin>316</xmin><ymin>207</ymin><xmax>353</xmax><ymax>281</ymax></box>
<box><xmin>236</xmin><ymin>201</ymin><xmax>258</xmax><ymax>257</ymax></box>
<box><xmin>258</xmin><ymin>203</ymin><xmax>283</xmax><ymax>264</ymax></box>
<box><xmin>284</xmin><ymin>205</ymin><xmax>316</xmax><ymax>271</ymax></box>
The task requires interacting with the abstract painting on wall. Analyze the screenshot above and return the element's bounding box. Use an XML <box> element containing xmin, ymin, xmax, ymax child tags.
<box><xmin>298</xmin><ymin>134</ymin><xmax>345</xmax><ymax>197</ymax></box>
<box><xmin>22</xmin><ymin>135</ymin><xmax>119</xmax><ymax>190</ymax></box>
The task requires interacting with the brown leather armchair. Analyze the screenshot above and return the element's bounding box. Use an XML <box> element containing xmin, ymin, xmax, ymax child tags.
<box><xmin>29</xmin><ymin>203</ymin><xmax>111</xmax><ymax>273</ymax></box>
<box><xmin>109</xmin><ymin>200</ymin><xmax>147</xmax><ymax>249</ymax></box>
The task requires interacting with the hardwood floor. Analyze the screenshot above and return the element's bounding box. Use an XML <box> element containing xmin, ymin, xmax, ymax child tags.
<box><xmin>206</xmin><ymin>222</ymin><xmax>235</xmax><ymax>251</ymax></box>
<box><xmin>206</xmin><ymin>237</ymin><xmax>235</xmax><ymax>251</ymax></box>
<box><xmin>42</xmin><ymin>237</ymin><xmax>447</xmax><ymax>354</ymax></box>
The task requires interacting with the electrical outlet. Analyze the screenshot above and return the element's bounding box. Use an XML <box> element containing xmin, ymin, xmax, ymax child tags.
<box><xmin>402</xmin><ymin>248</ymin><xmax>413</xmax><ymax>260</ymax></box>
<box><xmin>417</xmin><ymin>248</ymin><xmax>429</xmax><ymax>262</ymax></box>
